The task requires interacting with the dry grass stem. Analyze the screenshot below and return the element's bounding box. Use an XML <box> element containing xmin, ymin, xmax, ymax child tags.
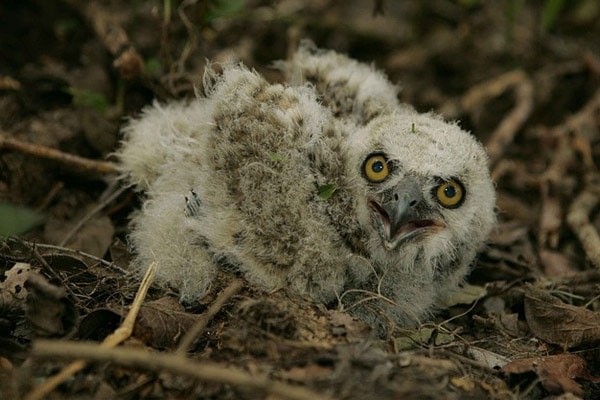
<box><xmin>24</xmin><ymin>262</ymin><xmax>157</xmax><ymax>400</ymax></box>
<box><xmin>176</xmin><ymin>279</ymin><xmax>243</xmax><ymax>355</ymax></box>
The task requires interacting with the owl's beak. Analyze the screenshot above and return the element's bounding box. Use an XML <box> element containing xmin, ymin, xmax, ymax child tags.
<box><xmin>369</xmin><ymin>179</ymin><xmax>443</xmax><ymax>250</ymax></box>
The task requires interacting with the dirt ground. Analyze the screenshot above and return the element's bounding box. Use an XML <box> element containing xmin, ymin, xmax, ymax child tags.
<box><xmin>1</xmin><ymin>0</ymin><xmax>600</xmax><ymax>399</ymax></box>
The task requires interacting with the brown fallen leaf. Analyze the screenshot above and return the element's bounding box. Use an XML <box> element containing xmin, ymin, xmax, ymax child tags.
<box><xmin>44</xmin><ymin>213</ymin><xmax>114</xmax><ymax>258</ymax></box>
<box><xmin>523</xmin><ymin>285</ymin><xmax>600</xmax><ymax>348</ymax></box>
<box><xmin>134</xmin><ymin>297</ymin><xmax>200</xmax><ymax>349</ymax></box>
<box><xmin>502</xmin><ymin>353</ymin><xmax>600</xmax><ymax>396</ymax></box>
<box><xmin>24</xmin><ymin>271</ymin><xmax>79</xmax><ymax>338</ymax></box>
<box><xmin>78</xmin><ymin>308</ymin><xmax>123</xmax><ymax>341</ymax></box>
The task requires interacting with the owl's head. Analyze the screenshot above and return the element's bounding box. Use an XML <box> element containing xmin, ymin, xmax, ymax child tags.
<box><xmin>346</xmin><ymin>110</ymin><xmax>496</xmax><ymax>279</ymax></box>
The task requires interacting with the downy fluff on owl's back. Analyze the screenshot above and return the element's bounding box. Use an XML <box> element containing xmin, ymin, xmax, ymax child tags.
<box><xmin>117</xmin><ymin>42</ymin><xmax>495</xmax><ymax>333</ymax></box>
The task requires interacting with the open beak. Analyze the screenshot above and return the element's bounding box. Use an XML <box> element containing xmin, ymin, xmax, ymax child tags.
<box><xmin>368</xmin><ymin>178</ymin><xmax>444</xmax><ymax>250</ymax></box>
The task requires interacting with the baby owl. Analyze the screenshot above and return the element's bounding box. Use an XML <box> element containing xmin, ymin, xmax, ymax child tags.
<box><xmin>117</xmin><ymin>42</ymin><xmax>496</xmax><ymax>332</ymax></box>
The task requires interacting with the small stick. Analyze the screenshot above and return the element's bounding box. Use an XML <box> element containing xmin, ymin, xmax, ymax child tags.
<box><xmin>0</xmin><ymin>131</ymin><xmax>118</xmax><ymax>175</ymax></box>
<box><xmin>31</xmin><ymin>340</ymin><xmax>331</xmax><ymax>400</ymax></box>
<box><xmin>461</xmin><ymin>70</ymin><xmax>534</xmax><ymax>165</ymax></box>
<box><xmin>567</xmin><ymin>188</ymin><xmax>600</xmax><ymax>270</ymax></box>
<box><xmin>24</xmin><ymin>262</ymin><xmax>157</xmax><ymax>400</ymax></box>
<box><xmin>19</xmin><ymin>240</ymin><xmax>129</xmax><ymax>274</ymax></box>
<box><xmin>176</xmin><ymin>279</ymin><xmax>243</xmax><ymax>355</ymax></box>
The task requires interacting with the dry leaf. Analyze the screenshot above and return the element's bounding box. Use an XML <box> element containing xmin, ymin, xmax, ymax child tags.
<box><xmin>135</xmin><ymin>297</ymin><xmax>199</xmax><ymax>349</ymax></box>
<box><xmin>25</xmin><ymin>271</ymin><xmax>79</xmax><ymax>338</ymax></box>
<box><xmin>44</xmin><ymin>213</ymin><xmax>114</xmax><ymax>258</ymax></box>
<box><xmin>465</xmin><ymin>347</ymin><xmax>509</xmax><ymax>370</ymax></box>
<box><xmin>524</xmin><ymin>285</ymin><xmax>600</xmax><ymax>348</ymax></box>
<box><xmin>503</xmin><ymin>353</ymin><xmax>600</xmax><ymax>396</ymax></box>
<box><xmin>1</xmin><ymin>262</ymin><xmax>34</xmax><ymax>301</ymax></box>
<box><xmin>441</xmin><ymin>283</ymin><xmax>486</xmax><ymax>307</ymax></box>
<box><xmin>78</xmin><ymin>308</ymin><xmax>123</xmax><ymax>341</ymax></box>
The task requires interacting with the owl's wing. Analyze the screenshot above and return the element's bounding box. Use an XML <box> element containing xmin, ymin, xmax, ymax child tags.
<box><xmin>115</xmin><ymin>99</ymin><xmax>215</xmax><ymax>191</ymax></box>
<box><xmin>282</xmin><ymin>40</ymin><xmax>407</xmax><ymax>124</ymax></box>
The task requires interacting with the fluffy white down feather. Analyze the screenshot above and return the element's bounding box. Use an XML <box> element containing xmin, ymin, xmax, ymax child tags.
<box><xmin>117</xmin><ymin>42</ymin><xmax>495</xmax><ymax>333</ymax></box>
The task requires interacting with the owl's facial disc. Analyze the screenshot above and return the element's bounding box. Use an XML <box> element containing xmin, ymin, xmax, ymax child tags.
<box><xmin>368</xmin><ymin>178</ymin><xmax>444</xmax><ymax>250</ymax></box>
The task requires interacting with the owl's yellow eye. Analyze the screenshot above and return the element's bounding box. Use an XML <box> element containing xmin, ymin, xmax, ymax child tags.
<box><xmin>435</xmin><ymin>179</ymin><xmax>465</xmax><ymax>208</ymax></box>
<box><xmin>363</xmin><ymin>154</ymin><xmax>389</xmax><ymax>182</ymax></box>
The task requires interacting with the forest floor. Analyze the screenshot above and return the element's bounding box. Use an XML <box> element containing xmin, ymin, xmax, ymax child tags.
<box><xmin>1</xmin><ymin>1</ymin><xmax>600</xmax><ymax>399</ymax></box>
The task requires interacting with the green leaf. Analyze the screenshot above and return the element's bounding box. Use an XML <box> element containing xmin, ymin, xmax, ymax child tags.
<box><xmin>144</xmin><ymin>57</ymin><xmax>162</xmax><ymax>76</ymax></box>
<box><xmin>440</xmin><ymin>284</ymin><xmax>487</xmax><ymax>307</ymax></box>
<box><xmin>54</xmin><ymin>18</ymin><xmax>80</xmax><ymax>39</ymax></box>
<box><xmin>205</xmin><ymin>0</ymin><xmax>245</xmax><ymax>22</ymax></box>
<box><xmin>0</xmin><ymin>203</ymin><xmax>44</xmax><ymax>237</ymax></box>
<box><xmin>542</xmin><ymin>0</ymin><xmax>567</xmax><ymax>32</ymax></box>
<box><xmin>317</xmin><ymin>183</ymin><xmax>337</xmax><ymax>200</ymax></box>
<box><xmin>268</xmin><ymin>152</ymin><xmax>285</xmax><ymax>161</ymax></box>
<box><xmin>68</xmin><ymin>87</ymin><xmax>109</xmax><ymax>113</ymax></box>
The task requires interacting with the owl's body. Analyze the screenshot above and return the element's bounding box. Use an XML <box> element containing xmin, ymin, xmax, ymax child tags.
<box><xmin>118</xmin><ymin>43</ymin><xmax>495</xmax><ymax>331</ymax></box>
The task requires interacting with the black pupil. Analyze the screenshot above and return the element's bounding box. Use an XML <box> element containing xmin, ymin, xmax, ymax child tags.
<box><xmin>372</xmin><ymin>161</ymin><xmax>384</xmax><ymax>173</ymax></box>
<box><xmin>444</xmin><ymin>185</ymin><xmax>456</xmax><ymax>198</ymax></box>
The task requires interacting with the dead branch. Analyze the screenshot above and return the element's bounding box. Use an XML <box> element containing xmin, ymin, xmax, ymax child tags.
<box><xmin>176</xmin><ymin>279</ymin><xmax>243</xmax><ymax>355</ymax></box>
<box><xmin>561</xmin><ymin>87</ymin><xmax>600</xmax><ymax>141</ymax></box>
<box><xmin>462</xmin><ymin>70</ymin><xmax>534</xmax><ymax>165</ymax></box>
<box><xmin>24</xmin><ymin>262</ymin><xmax>157</xmax><ymax>400</ymax></box>
<box><xmin>567</xmin><ymin>185</ymin><xmax>600</xmax><ymax>270</ymax></box>
<box><xmin>31</xmin><ymin>340</ymin><xmax>331</xmax><ymax>400</ymax></box>
<box><xmin>548</xmin><ymin>88</ymin><xmax>600</xmax><ymax>265</ymax></box>
<box><xmin>0</xmin><ymin>131</ymin><xmax>118</xmax><ymax>175</ymax></box>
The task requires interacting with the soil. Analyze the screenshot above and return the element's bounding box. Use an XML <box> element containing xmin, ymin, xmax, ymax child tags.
<box><xmin>1</xmin><ymin>1</ymin><xmax>600</xmax><ymax>399</ymax></box>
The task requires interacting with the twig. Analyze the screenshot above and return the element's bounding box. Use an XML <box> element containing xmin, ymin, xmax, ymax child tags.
<box><xmin>31</xmin><ymin>340</ymin><xmax>331</xmax><ymax>400</ymax></box>
<box><xmin>24</xmin><ymin>262</ymin><xmax>157</xmax><ymax>400</ymax></box>
<box><xmin>30</xmin><ymin>245</ymin><xmax>79</xmax><ymax>302</ymax></box>
<box><xmin>461</xmin><ymin>70</ymin><xmax>534</xmax><ymax>165</ymax></box>
<box><xmin>0</xmin><ymin>131</ymin><xmax>118</xmax><ymax>175</ymax></box>
<box><xmin>567</xmin><ymin>188</ymin><xmax>600</xmax><ymax>270</ymax></box>
<box><xmin>562</xmin><ymin>87</ymin><xmax>600</xmax><ymax>141</ymax></box>
<box><xmin>31</xmin><ymin>241</ymin><xmax>129</xmax><ymax>274</ymax></box>
<box><xmin>176</xmin><ymin>279</ymin><xmax>243</xmax><ymax>355</ymax></box>
<box><xmin>551</xmin><ymin>88</ymin><xmax>600</xmax><ymax>265</ymax></box>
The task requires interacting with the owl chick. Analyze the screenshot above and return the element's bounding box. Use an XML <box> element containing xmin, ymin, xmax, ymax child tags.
<box><xmin>117</xmin><ymin>44</ymin><xmax>495</xmax><ymax>332</ymax></box>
